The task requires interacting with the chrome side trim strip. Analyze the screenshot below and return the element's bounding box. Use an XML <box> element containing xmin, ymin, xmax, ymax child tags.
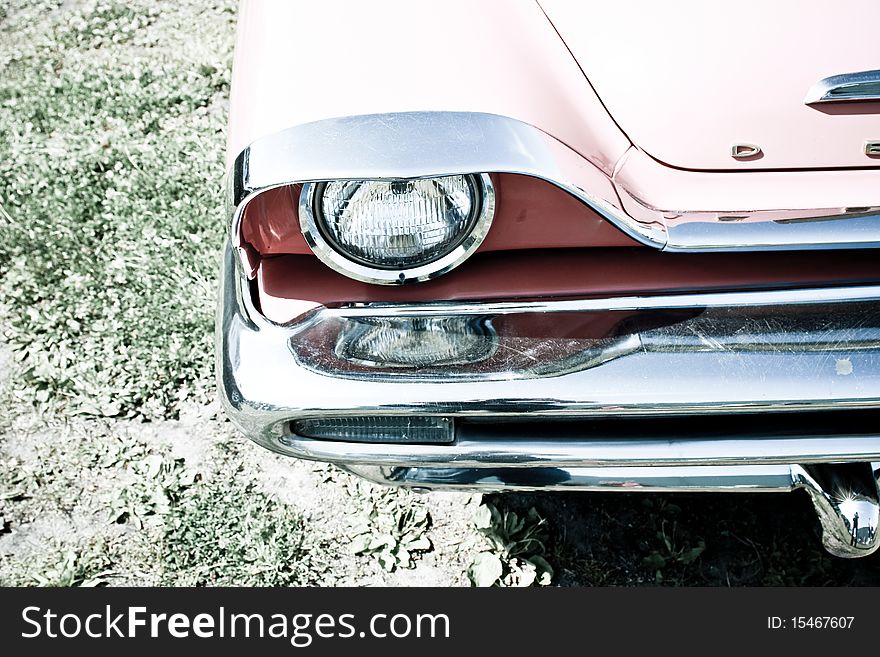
<box><xmin>616</xmin><ymin>181</ymin><xmax>880</xmax><ymax>252</ymax></box>
<box><xmin>326</xmin><ymin>283</ymin><xmax>880</xmax><ymax>317</ymax></box>
<box><xmin>804</xmin><ymin>69</ymin><xmax>880</xmax><ymax>104</ymax></box>
<box><xmin>663</xmin><ymin>210</ymin><xmax>880</xmax><ymax>252</ymax></box>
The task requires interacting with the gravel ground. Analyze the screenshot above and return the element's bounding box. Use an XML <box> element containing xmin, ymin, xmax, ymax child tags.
<box><xmin>1</xmin><ymin>0</ymin><xmax>878</xmax><ymax>587</ymax></box>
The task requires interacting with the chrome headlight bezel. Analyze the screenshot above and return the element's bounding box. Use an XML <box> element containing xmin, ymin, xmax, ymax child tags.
<box><xmin>298</xmin><ymin>173</ymin><xmax>495</xmax><ymax>285</ymax></box>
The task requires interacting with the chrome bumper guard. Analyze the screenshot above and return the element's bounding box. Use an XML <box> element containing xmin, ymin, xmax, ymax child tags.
<box><xmin>217</xmin><ymin>245</ymin><xmax>880</xmax><ymax>556</ymax></box>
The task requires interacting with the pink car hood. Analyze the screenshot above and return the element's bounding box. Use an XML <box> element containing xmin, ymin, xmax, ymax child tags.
<box><xmin>539</xmin><ymin>0</ymin><xmax>880</xmax><ymax>171</ymax></box>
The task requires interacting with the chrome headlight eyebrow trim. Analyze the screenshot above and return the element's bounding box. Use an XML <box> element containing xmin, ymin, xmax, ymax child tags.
<box><xmin>226</xmin><ymin>111</ymin><xmax>667</xmax><ymax>278</ymax></box>
<box><xmin>226</xmin><ymin>111</ymin><xmax>880</xmax><ymax>281</ymax></box>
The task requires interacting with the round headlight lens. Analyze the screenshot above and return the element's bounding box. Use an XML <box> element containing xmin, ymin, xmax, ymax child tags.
<box><xmin>315</xmin><ymin>175</ymin><xmax>479</xmax><ymax>269</ymax></box>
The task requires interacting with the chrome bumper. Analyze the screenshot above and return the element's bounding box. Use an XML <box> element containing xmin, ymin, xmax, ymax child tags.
<box><xmin>217</xmin><ymin>245</ymin><xmax>880</xmax><ymax>556</ymax></box>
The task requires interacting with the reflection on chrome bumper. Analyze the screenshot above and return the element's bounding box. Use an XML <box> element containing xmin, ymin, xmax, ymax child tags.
<box><xmin>217</xmin><ymin>244</ymin><xmax>880</xmax><ymax>556</ymax></box>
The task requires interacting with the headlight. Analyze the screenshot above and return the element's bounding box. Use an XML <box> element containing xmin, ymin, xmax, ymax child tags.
<box><xmin>299</xmin><ymin>173</ymin><xmax>494</xmax><ymax>284</ymax></box>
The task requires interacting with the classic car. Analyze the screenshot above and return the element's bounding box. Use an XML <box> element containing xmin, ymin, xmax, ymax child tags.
<box><xmin>218</xmin><ymin>0</ymin><xmax>880</xmax><ymax>558</ymax></box>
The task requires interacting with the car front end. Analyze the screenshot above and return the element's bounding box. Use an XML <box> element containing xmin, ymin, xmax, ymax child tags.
<box><xmin>218</xmin><ymin>0</ymin><xmax>880</xmax><ymax>557</ymax></box>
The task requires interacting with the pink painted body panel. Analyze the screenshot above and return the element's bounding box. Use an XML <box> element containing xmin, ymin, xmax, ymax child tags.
<box><xmin>227</xmin><ymin>0</ymin><xmax>630</xmax><ymax>174</ymax></box>
<box><xmin>228</xmin><ymin>0</ymin><xmax>880</xmax><ymax>257</ymax></box>
<box><xmin>539</xmin><ymin>0</ymin><xmax>880</xmax><ymax>171</ymax></box>
<box><xmin>255</xmin><ymin>250</ymin><xmax>880</xmax><ymax>323</ymax></box>
<box><xmin>614</xmin><ymin>147</ymin><xmax>880</xmax><ymax>213</ymax></box>
<box><xmin>240</xmin><ymin>175</ymin><xmax>638</xmax><ymax>256</ymax></box>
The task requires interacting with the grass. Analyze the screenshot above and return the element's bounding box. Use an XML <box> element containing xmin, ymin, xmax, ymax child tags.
<box><xmin>0</xmin><ymin>0</ymin><xmax>232</xmax><ymax>420</ymax></box>
<box><xmin>162</xmin><ymin>475</ymin><xmax>328</xmax><ymax>587</ymax></box>
<box><xmin>0</xmin><ymin>0</ymin><xmax>337</xmax><ymax>587</ymax></box>
<box><xmin>0</xmin><ymin>408</ymin><xmax>335</xmax><ymax>586</ymax></box>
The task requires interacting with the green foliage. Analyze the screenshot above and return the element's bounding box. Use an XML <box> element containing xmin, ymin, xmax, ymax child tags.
<box><xmin>53</xmin><ymin>1</ymin><xmax>161</xmax><ymax>50</ymax></box>
<box><xmin>107</xmin><ymin>452</ymin><xmax>199</xmax><ymax>529</ymax></box>
<box><xmin>162</xmin><ymin>476</ymin><xmax>326</xmax><ymax>587</ymax></box>
<box><xmin>0</xmin><ymin>456</ymin><xmax>29</xmax><ymax>503</ymax></box>
<box><xmin>0</xmin><ymin>0</ymin><xmax>234</xmax><ymax>419</ymax></box>
<box><xmin>638</xmin><ymin>499</ymin><xmax>706</xmax><ymax>584</ymax></box>
<box><xmin>349</xmin><ymin>491</ymin><xmax>432</xmax><ymax>571</ymax></box>
<box><xmin>0</xmin><ymin>414</ymin><xmax>327</xmax><ymax>587</ymax></box>
<box><xmin>468</xmin><ymin>502</ymin><xmax>553</xmax><ymax>587</ymax></box>
<box><xmin>19</xmin><ymin>542</ymin><xmax>117</xmax><ymax>587</ymax></box>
